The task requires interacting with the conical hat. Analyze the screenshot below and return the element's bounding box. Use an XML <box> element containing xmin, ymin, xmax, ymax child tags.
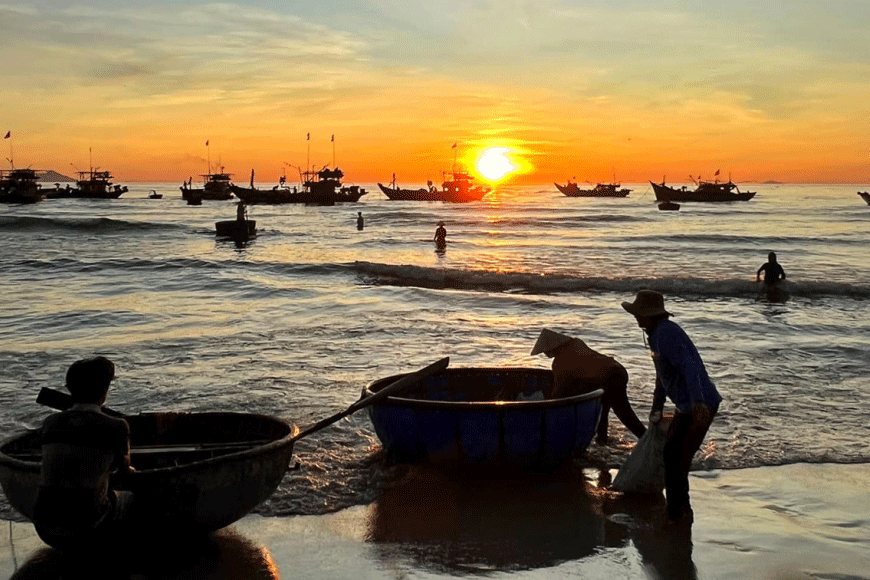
<box><xmin>530</xmin><ymin>328</ymin><xmax>573</xmax><ymax>356</ymax></box>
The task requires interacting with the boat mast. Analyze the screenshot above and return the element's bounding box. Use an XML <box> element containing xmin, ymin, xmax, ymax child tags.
<box><xmin>4</xmin><ymin>130</ymin><xmax>12</xmax><ymax>169</ymax></box>
<box><xmin>331</xmin><ymin>134</ymin><xmax>335</xmax><ymax>168</ymax></box>
<box><xmin>206</xmin><ymin>140</ymin><xmax>211</xmax><ymax>176</ymax></box>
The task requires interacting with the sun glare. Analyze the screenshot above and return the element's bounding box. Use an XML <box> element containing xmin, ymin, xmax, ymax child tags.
<box><xmin>476</xmin><ymin>148</ymin><xmax>515</xmax><ymax>181</ymax></box>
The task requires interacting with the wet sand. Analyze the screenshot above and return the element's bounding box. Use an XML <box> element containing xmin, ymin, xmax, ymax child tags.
<box><xmin>2</xmin><ymin>463</ymin><xmax>868</xmax><ymax>580</ymax></box>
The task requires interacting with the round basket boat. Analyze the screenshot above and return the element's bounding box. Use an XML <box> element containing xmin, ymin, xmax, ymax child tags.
<box><xmin>364</xmin><ymin>367</ymin><xmax>602</xmax><ymax>471</ymax></box>
<box><xmin>0</xmin><ymin>411</ymin><xmax>295</xmax><ymax>536</ymax></box>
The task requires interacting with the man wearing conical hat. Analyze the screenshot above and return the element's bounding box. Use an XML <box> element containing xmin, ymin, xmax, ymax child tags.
<box><xmin>531</xmin><ymin>329</ymin><xmax>646</xmax><ymax>444</ymax></box>
<box><xmin>622</xmin><ymin>290</ymin><xmax>722</xmax><ymax>524</ymax></box>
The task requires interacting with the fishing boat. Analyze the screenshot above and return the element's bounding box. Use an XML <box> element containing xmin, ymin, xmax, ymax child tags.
<box><xmin>364</xmin><ymin>367</ymin><xmax>602</xmax><ymax>470</ymax></box>
<box><xmin>180</xmin><ymin>171</ymin><xmax>235</xmax><ymax>201</ymax></box>
<box><xmin>858</xmin><ymin>191</ymin><xmax>870</xmax><ymax>205</ymax></box>
<box><xmin>658</xmin><ymin>201</ymin><xmax>680</xmax><ymax>211</ymax></box>
<box><xmin>555</xmin><ymin>182</ymin><xmax>631</xmax><ymax>197</ymax></box>
<box><xmin>0</xmin><ymin>168</ymin><xmax>45</xmax><ymax>204</ymax></box>
<box><xmin>148</xmin><ymin>190</ymin><xmax>163</xmax><ymax>199</ymax></box>
<box><xmin>0</xmin><ymin>410</ymin><xmax>296</xmax><ymax>537</ymax></box>
<box><xmin>45</xmin><ymin>170</ymin><xmax>128</xmax><ymax>199</ymax></box>
<box><xmin>378</xmin><ymin>170</ymin><xmax>489</xmax><ymax>203</ymax></box>
<box><xmin>231</xmin><ymin>167</ymin><xmax>367</xmax><ymax>205</ymax></box>
<box><xmin>650</xmin><ymin>177</ymin><xmax>756</xmax><ymax>202</ymax></box>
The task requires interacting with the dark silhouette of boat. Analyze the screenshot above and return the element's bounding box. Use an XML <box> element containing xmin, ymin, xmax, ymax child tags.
<box><xmin>148</xmin><ymin>190</ymin><xmax>162</xmax><ymax>199</ymax></box>
<box><xmin>0</xmin><ymin>168</ymin><xmax>45</xmax><ymax>204</ymax></box>
<box><xmin>651</xmin><ymin>178</ymin><xmax>756</xmax><ymax>202</ymax></box>
<box><xmin>181</xmin><ymin>171</ymin><xmax>235</xmax><ymax>201</ymax></box>
<box><xmin>0</xmin><ymin>410</ymin><xmax>296</xmax><ymax>538</ymax></box>
<box><xmin>858</xmin><ymin>191</ymin><xmax>870</xmax><ymax>205</ymax></box>
<box><xmin>555</xmin><ymin>182</ymin><xmax>631</xmax><ymax>197</ymax></box>
<box><xmin>216</xmin><ymin>219</ymin><xmax>256</xmax><ymax>240</ymax></box>
<box><xmin>45</xmin><ymin>169</ymin><xmax>128</xmax><ymax>199</ymax></box>
<box><xmin>364</xmin><ymin>367</ymin><xmax>602</xmax><ymax>470</ymax></box>
<box><xmin>379</xmin><ymin>169</ymin><xmax>489</xmax><ymax>203</ymax></box>
<box><xmin>231</xmin><ymin>167</ymin><xmax>366</xmax><ymax>205</ymax></box>
<box><xmin>658</xmin><ymin>201</ymin><xmax>680</xmax><ymax>211</ymax></box>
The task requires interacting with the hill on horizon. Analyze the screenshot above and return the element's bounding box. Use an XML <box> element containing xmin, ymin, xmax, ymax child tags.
<box><xmin>36</xmin><ymin>170</ymin><xmax>75</xmax><ymax>183</ymax></box>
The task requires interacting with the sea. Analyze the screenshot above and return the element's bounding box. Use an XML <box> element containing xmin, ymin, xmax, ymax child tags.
<box><xmin>1</xmin><ymin>182</ymin><xmax>868</xmax><ymax>521</ymax></box>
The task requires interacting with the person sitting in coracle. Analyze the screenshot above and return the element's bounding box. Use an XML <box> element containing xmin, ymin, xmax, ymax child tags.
<box><xmin>33</xmin><ymin>356</ymin><xmax>135</xmax><ymax>550</ymax></box>
<box><xmin>531</xmin><ymin>328</ymin><xmax>647</xmax><ymax>444</ymax></box>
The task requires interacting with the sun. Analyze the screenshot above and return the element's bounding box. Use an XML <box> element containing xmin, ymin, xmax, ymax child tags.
<box><xmin>476</xmin><ymin>147</ymin><xmax>515</xmax><ymax>181</ymax></box>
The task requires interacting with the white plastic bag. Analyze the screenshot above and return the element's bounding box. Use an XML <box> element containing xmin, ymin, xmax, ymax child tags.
<box><xmin>611</xmin><ymin>418</ymin><xmax>669</xmax><ymax>494</ymax></box>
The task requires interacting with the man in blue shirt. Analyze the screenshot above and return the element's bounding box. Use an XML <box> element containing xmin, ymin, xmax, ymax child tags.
<box><xmin>622</xmin><ymin>290</ymin><xmax>722</xmax><ymax>524</ymax></box>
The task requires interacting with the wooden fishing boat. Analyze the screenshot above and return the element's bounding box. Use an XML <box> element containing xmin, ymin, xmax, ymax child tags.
<box><xmin>148</xmin><ymin>190</ymin><xmax>163</xmax><ymax>199</ymax></box>
<box><xmin>45</xmin><ymin>170</ymin><xmax>128</xmax><ymax>199</ymax></box>
<box><xmin>215</xmin><ymin>219</ymin><xmax>256</xmax><ymax>240</ymax></box>
<box><xmin>379</xmin><ymin>169</ymin><xmax>489</xmax><ymax>203</ymax></box>
<box><xmin>555</xmin><ymin>182</ymin><xmax>631</xmax><ymax>197</ymax></box>
<box><xmin>0</xmin><ymin>168</ymin><xmax>45</xmax><ymax>204</ymax></box>
<box><xmin>0</xmin><ymin>411</ymin><xmax>296</xmax><ymax>535</ymax></box>
<box><xmin>232</xmin><ymin>167</ymin><xmax>366</xmax><ymax>205</ymax></box>
<box><xmin>364</xmin><ymin>367</ymin><xmax>602</xmax><ymax>470</ymax></box>
<box><xmin>650</xmin><ymin>178</ymin><xmax>756</xmax><ymax>202</ymax></box>
<box><xmin>181</xmin><ymin>171</ymin><xmax>235</xmax><ymax>201</ymax></box>
<box><xmin>658</xmin><ymin>201</ymin><xmax>680</xmax><ymax>211</ymax></box>
<box><xmin>858</xmin><ymin>191</ymin><xmax>870</xmax><ymax>205</ymax></box>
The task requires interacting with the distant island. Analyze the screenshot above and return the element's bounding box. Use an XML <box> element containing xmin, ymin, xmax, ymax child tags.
<box><xmin>36</xmin><ymin>170</ymin><xmax>76</xmax><ymax>183</ymax></box>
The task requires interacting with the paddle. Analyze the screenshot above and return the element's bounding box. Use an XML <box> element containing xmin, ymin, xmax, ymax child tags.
<box><xmin>35</xmin><ymin>356</ymin><xmax>450</xmax><ymax>443</ymax></box>
<box><xmin>290</xmin><ymin>356</ymin><xmax>449</xmax><ymax>442</ymax></box>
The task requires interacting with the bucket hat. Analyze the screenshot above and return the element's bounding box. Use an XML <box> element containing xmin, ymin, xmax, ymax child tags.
<box><xmin>621</xmin><ymin>290</ymin><xmax>671</xmax><ymax>318</ymax></box>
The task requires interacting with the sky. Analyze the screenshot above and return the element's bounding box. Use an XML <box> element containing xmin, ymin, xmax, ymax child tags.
<box><xmin>3</xmin><ymin>0</ymin><xmax>870</xmax><ymax>185</ymax></box>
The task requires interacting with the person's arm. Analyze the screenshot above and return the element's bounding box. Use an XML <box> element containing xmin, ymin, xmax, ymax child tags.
<box><xmin>657</xmin><ymin>324</ymin><xmax>712</xmax><ymax>408</ymax></box>
<box><xmin>756</xmin><ymin>263</ymin><xmax>765</xmax><ymax>281</ymax></box>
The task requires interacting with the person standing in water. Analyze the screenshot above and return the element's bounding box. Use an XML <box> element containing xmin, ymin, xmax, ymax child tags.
<box><xmin>433</xmin><ymin>221</ymin><xmax>446</xmax><ymax>247</ymax></box>
<box><xmin>622</xmin><ymin>290</ymin><xmax>721</xmax><ymax>524</ymax></box>
<box><xmin>756</xmin><ymin>251</ymin><xmax>786</xmax><ymax>286</ymax></box>
<box><xmin>357</xmin><ymin>211</ymin><xmax>364</xmax><ymax>230</ymax></box>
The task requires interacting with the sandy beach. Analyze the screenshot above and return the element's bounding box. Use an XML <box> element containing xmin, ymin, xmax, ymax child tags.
<box><xmin>2</xmin><ymin>462</ymin><xmax>867</xmax><ymax>580</ymax></box>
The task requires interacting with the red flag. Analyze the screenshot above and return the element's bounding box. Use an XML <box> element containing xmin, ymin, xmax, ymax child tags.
<box><xmin>451</xmin><ymin>142</ymin><xmax>457</xmax><ymax>149</ymax></box>
<box><xmin>306</xmin><ymin>133</ymin><xmax>310</xmax><ymax>140</ymax></box>
<box><xmin>714</xmin><ymin>169</ymin><xmax>720</xmax><ymax>176</ymax></box>
<box><xmin>331</xmin><ymin>134</ymin><xmax>334</xmax><ymax>142</ymax></box>
<box><xmin>205</xmin><ymin>140</ymin><xmax>209</xmax><ymax>146</ymax></box>
<box><xmin>3</xmin><ymin>131</ymin><xmax>9</xmax><ymax>139</ymax></box>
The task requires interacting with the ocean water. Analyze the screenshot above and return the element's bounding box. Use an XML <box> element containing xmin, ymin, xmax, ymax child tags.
<box><xmin>1</xmin><ymin>182</ymin><xmax>868</xmax><ymax>520</ymax></box>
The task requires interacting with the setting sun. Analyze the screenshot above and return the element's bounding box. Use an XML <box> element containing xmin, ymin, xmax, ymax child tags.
<box><xmin>476</xmin><ymin>148</ymin><xmax>515</xmax><ymax>181</ymax></box>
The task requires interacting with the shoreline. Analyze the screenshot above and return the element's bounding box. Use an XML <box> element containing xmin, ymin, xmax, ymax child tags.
<box><xmin>2</xmin><ymin>462</ymin><xmax>868</xmax><ymax>579</ymax></box>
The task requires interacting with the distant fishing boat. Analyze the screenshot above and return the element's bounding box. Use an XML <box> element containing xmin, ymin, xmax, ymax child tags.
<box><xmin>651</xmin><ymin>175</ymin><xmax>756</xmax><ymax>202</ymax></box>
<box><xmin>231</xmin><ymin>167</ymin><xmax>366</xmax><ymax>205</ymax></box>
<box><xmin>378</xmin><ymin>170</ymin><xmax>489</xmax><ymax>203</ymax></box>
<box><xmin>0</xmin><ymin>168</ymin><xmax>45</xmax><ymax>204</ymax></box>
<box><xmin>45</xmin><ymin>169</ymin><xmax>129</xmax><ymax>199</ymax></box>
<box><xmin>181</xmin><ymin>171</ymin><xmax>235</xmax><ymax>201</ymax></box>
<box><xmin>148</xmin><ymin>190</ymin><xmax>162</xmax><ymax>199</ymax></box>
<box><xmin>555</xmin><ymin>182</ymin><xmax>631</xmax><ymax>197</ymax></box>
<box><xmin>858</xmin><ymin>191</ymin><xmax>870</xmax><ymax>205</ymax></box>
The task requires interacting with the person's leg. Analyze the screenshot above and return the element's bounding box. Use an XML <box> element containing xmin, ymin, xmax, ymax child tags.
<box><xmin>663</xmin><ymin>413</ymin><xmax>691</xmax><ymax>520</ymax></box>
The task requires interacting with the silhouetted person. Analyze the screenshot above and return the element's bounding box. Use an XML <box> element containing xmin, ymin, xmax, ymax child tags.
<box><xmin>33</xmin><ymin>356</ymin><xmax>135</xmax><ymax>551</ymax></box>
<box><xmin>756</xmin><ymin>251</ymin><xmax>786</xmax><ymax>286</ymax></box>
<box><xmin>434</xmin><ymin>221</ymin><xmax>446</xmax><ymax>247</ymax></box>
<box><xmin>236</xmin><ymin>202</ymin><xmax>247</xmax><ymax>222</ymax></box>
<box><xmin>531</xmin><ymin>329</ymin><xmax>646</xmax><ymax>444</ymax></box>
<box><xmin>622</xmin><ymin>291</ymin><xmax>721</xmax><ymax>524</ymax></box>
<box><xmin>357</xmin><ymin>211</ymin><xmax>364</xmax><ymax>230</ymax></box>
<box><xmin>249</xmin><ymin>169</ymin><xmax>255</xmax><ymax>189</ymax></box>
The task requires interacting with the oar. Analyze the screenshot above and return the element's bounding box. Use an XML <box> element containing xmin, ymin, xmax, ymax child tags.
<box><xmin>290</xmin><ymin>356</ymin><xmax>449</xmax><ymax>442</ymax></box>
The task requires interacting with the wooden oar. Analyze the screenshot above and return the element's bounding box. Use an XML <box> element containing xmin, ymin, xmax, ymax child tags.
<box><xmin>290</xmin><ymin>356</ymin><xmax>449</xmax><ymax>442</ymax></box>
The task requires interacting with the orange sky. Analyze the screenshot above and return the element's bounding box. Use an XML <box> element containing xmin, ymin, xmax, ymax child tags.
<box><xmin>4</xmin><ymin>1</ymin><xmax>870</xmax><ymax>185</ymax></box>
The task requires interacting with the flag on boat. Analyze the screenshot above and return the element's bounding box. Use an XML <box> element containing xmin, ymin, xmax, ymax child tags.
<box><xmin>205</xmin><ymin>140</ymin><xmax>209</xmax><ymax>146</ymax></box>
<box><xmin>452</xmin><ymin>142</ymin><xmax>457</xmax><ymax>148</ymax></box>
<box><xmin>714</xmin><ymin>169</ymin><xmax>720</xmax><ymax>176</ymax></box>
<box><xmin>307</xmin><ymin>133</ymin><xmax>310</xmax><ymax>140</ymax></box>
<box><xmin>331</xmin><ymin>134</ymin><xmax>334</xmax><ymax>142</ymax></box>
<box><xmin>3</xmin><ymin>131</ymin><xmax>9</xmax><ymax>139</ymax></box>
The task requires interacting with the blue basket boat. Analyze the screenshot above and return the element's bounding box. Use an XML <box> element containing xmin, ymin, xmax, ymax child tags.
<box><xmin>364</xmin><ymin>367</ymin><xmax>602</xmax><ymax>470</ymax></box>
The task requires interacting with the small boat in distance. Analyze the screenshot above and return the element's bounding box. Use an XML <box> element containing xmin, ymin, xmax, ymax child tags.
<box><xmin>148</xmin><ymin>190</ymin><xmax>162</xmax><ymax>199</ymax></box>
<box><xmin>181</xmin><ymin>170</ymin><xmax>235</xmax><ymax>201</ymax></box>
<box><xmin>0</xmin><ymin>168</ymin><xmax>45</xmax><ymax>204</ymax></box>
<box><xmin>555</xmin><ymin>182</ymin><xmax>631</xmax><ymax>197</ymax></box>
<box><xmin>364</xmin><ymin>367</ymin><xmax>602</xmax><ymax>470</ymax></box>
<box><xmin>651</xmin><ymin>176</ymin><xmax>756</xmax><ymax>202</ymax></box>
<box><xmin>378</xmin><ymin>170</ymin><xmax>490</xmax><ymax>203</ymax></box>
<box><xmin>658</xmin><ymin>201</ymin><xmax>680</xmax><ymax>211</ymax></box>
<box><xmin>858</xmin><ymin>191</ymin><xmax>870</xmax><ymax>205</ymax></box>
<box><xmin>45</xmin><ymin>169</ymin><xmax>129</xmax><ymax>199</ymax></box>
<box><xmin>231</xmin><ymin>167</ymin><xmax>366</xmax><ymax>205</ymax></box>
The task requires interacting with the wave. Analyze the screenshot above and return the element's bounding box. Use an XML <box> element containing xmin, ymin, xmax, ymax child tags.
<box><xmin>0</xmin><ymin>215</ymin><xmax>179</xmax><ymax>233</ymax></box>
<box><xmin>348</xmin><ymin>261</ymin><xmax>870</xmax><ymax>300</ymax></box>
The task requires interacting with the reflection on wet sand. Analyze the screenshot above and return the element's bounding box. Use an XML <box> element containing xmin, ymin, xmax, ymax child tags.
<box><xmin>366</xmin><ymin>464</ymin><xmax>698</xmax><ymax>577</ymax></box>
<box><xmin>10</xmin><ymin>527</ymin><xmax>280</xmax><ymax>580</ymax></box>
<box><xmin>365</xmin><ymin>464</ymin><xmax>625</xmax><ymax>573</ymax></box>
